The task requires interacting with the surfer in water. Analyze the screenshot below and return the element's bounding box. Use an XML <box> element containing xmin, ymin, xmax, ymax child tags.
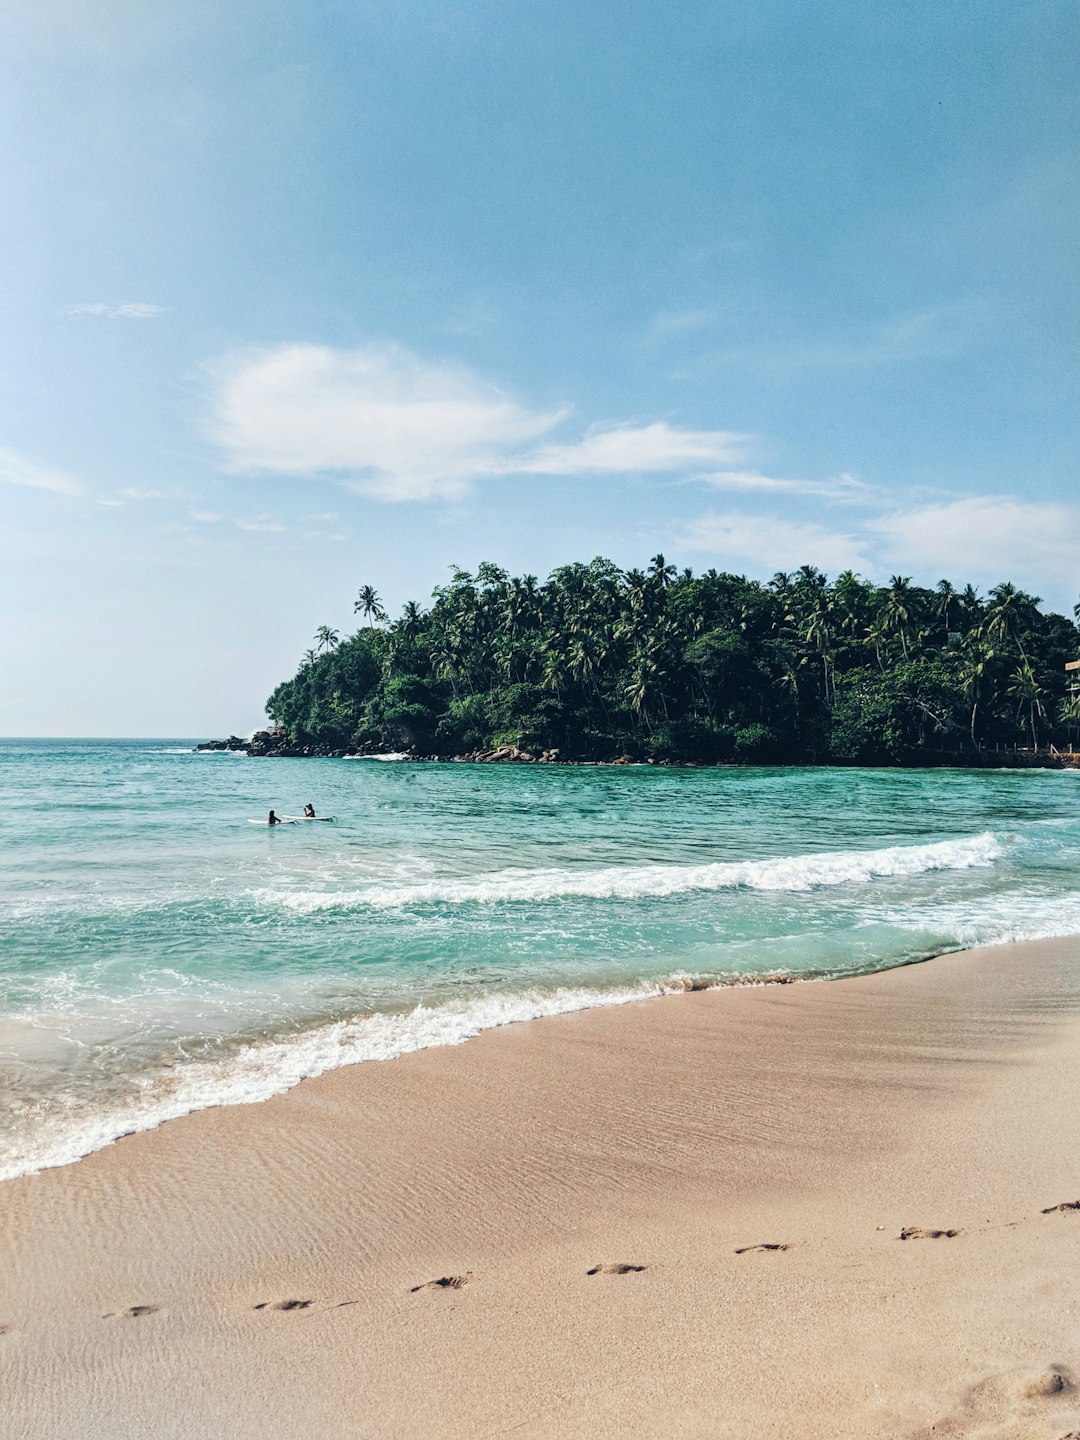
<box><xmin>268</xmin><ymin>810</ymin><xmax>283</xmax><ymax>826</ymax></box>
<box><xmin>303</xmin><ymin>803</ymin><xmax>316</xmax><ymax>818</ymax></box>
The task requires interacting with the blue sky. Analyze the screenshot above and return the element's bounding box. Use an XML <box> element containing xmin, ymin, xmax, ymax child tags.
<box><xmin>1</xmin><ymin>0</ymin><xmax>1077</xmax><ymax>735</ymax></box>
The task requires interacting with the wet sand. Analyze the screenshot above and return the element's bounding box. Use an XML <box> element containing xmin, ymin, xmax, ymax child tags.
<box><xmin>3</xmin><ymin>936</ymin><xmax>1080</xmax><ymax>1438</ymax></box>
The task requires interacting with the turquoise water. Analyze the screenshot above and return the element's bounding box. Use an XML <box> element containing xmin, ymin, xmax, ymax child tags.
<box><xmin>2</xmin><ymin>739</ymin><xmax>1079</xmax><ymax>1179</ymax></box>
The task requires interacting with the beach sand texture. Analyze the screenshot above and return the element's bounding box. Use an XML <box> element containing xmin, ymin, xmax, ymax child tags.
<box><xmin>3</xmin><ymin>936</ymin><xmax>1080</xmax><ymax>1438</ymax></box>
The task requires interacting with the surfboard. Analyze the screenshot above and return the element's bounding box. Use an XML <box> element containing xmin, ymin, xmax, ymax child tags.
<box><xmin>248</xmin><ymin>818</ymin><xmax>301</xmax><ymax>825</ymax></box>
<box><xmin>282</xmin><ymin>815</ymin><xmax>336</xmax><ymax>822</ymax></box>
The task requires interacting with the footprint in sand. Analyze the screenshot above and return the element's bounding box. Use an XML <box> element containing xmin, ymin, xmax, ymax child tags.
<box><xmin>1020</xmin><ymin>1366</ymin><xmax>1072</xmax><ymax>1399</ymax></box>
<box><xmin>734</xmin><ymin>1243</ymin><xmax>792</xmax><ymax>1255</ymax></box>
<box><xmin>1042</xmin><ymin>1200</ymin><xmax>1080</xmax><ymax>1214</ymax></box>
<box><xmin>410</xmin><ymin>1275</ymin><xmax>470</xmax><ymax>1293</ymax></box>
<box><xmin>254</xmin><ymin>1299</ymin><xmax>313</xmax><ymax>1311</ymax></box>
<box><xmin>104</xmin><ymin>1305</ymin><xmax>160</xmax><ymax>1318</ymax></box>
<box><xmin>920</xmin><ymin>1363</ymin><xmax>1076</xmax><ymax>1436</ymax></box>
<box><xmin>586</xmin><ymin>1263</ymin><xmax>647</xmax><ymax>1275</ymax></box>
<box><xmin>898</xmin><ymin>1226</ymin><xmax>963</xmax><ymax>1240</ymax></box>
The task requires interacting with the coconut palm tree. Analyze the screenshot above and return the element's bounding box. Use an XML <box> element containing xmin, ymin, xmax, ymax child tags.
<box><xmin>936</xmin><ymin>580</ymin><xmax>959</xmax><ymax>636</ymax></box>
<box><xmin>960</xmin><ymin>640</ymin><xmax>994</xmax><ymax>750</ymax></box>
<box><xmin>395</xmin><ymin>600</ymin><xmax>423</xmax><ymax>638</ymax></box>
<box><xmin>354</xmin><ymin>585</ymin><xmax>387</xmax><ymax>628</ymax></box>
<box><xmin>802</xmin><ymin>600</ymin><xmax>834</xmax><ymax>704</ymax></box>
<box><xmin>881</xmin><ymin>575</ymin><xmax>917</xmax><ymax>659</ymax></box>
<box><xmin>314</xmin><ymin>626</ymin><xmax>340</xmax><ymax>653</ymax></box>
<box><xmin>982</xmin><ymin>583</ymin><xmax>1039</xmax><ymax>661</ymax></box>
<box><xmin>1007</xmin><ymin>661</ymin><xmax>1046</xmax><ymax>750</ymax></box>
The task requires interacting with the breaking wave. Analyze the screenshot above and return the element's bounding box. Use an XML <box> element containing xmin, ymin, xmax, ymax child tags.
<box><xmin>261</xmin><ymin>832</ymin><xmax>1005</xmax><ymax>914</ymax></box>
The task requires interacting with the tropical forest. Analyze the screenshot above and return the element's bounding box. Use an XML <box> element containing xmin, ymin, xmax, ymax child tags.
<box><xmin>263</xmin><ymin>559</ymin><xmax>1080</xmax><ymax>764</ymax></box>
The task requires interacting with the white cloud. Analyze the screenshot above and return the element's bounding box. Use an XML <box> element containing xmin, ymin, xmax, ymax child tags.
<box><xmin>207</xmin><ymin>342</ymin><xmax>750</xmax><ymax>501</ymax></box>
<box><xmin>69</xmin><ymin>302</ymin><xmax>166</xmax><ymax>319</ymax></box>
<box><xmin>647</xmin><ymin>308</ymin><xmax>713</xmax><ymax>337</ymax></box>
<box><xmin>678</xmin><ymin>512</ymin><xmax>869</xmax><ymax>574</ymax></box>
<box><xmin>0</xmin><ymin>446</ymin><xmax>81</xmax><ymax>496</ymax></box>
<box><xmin>696</xmin><ymin>469</ymin><xmax>873</xmax><ymax>501</ymax></box>
<box><xmin>209</xmin><ymin>342</ymin><xmax>567</xmax><ymax>501</ymax></box>
<box><xmin>190</xmin><ymin>511</ymin><xmax>222</xmax><ymax>523</ymax></box>
<box><xmin>519</xmin><ymin>421</ymin><xmax>745</xmax><ymax>476</ymax></box>
<box><xmin>870</xmin><ymin>496</ymin><xmax>1080</xmax><ymax>594</ymax></box>
<box><xmin>676</xmin><ymin>494</ymin><xmax>1080</xmax><ymax>609</ymax></box>
<box><xmin>234</xmin><ymin>515</ymin><xmax>287</xmax><ymax>533</ymax></box>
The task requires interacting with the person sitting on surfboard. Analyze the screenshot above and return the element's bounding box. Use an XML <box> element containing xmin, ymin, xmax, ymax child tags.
<box><xmin>303</xmin><ymin>803</ymin><xmax>316</xmax><ymax>818</ymax></box>
<box><xmin>268</xmin><ymin>810</ymin><xmax>282</xmax><ymax>826</ymax></box>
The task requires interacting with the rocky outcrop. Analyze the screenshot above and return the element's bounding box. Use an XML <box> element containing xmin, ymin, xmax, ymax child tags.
<box><xmin>195</xmin><ymin>729</ymin><xmax>351</xmax><ymax>758</ymax></box>
<box><xmin>452</xmin><ymin>745</ymin><xmax>561</xmax><ymax>764</ymax></box>
<box><xmin>195</xmin><ymin>731</ymin><xmax>1080</xmax><ymax>769</ymax></box>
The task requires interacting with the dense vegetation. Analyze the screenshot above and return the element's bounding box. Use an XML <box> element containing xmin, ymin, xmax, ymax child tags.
<box><xmin>265</xmin><ymin>559</ymin><xmax>1080</xmax><ymax>764</ymax></box>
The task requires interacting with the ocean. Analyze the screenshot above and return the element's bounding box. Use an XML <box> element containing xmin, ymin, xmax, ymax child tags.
<box><xmin>2</xmin><ymin>738</ymin><xmax>1079</xmax><ymax>1181</ymax></box>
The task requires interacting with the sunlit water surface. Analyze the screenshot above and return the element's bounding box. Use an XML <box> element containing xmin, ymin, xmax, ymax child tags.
<box><xmin>2</xmin><ymin>739</ymin><xmax>1078</xmax><ymax>1178</ymax></box>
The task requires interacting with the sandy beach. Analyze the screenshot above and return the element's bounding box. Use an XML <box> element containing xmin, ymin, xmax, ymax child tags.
<box><xmin>4</xmin><ymin>935</ymin><xmax>1080</xmax><ymax>1438</ymax></box>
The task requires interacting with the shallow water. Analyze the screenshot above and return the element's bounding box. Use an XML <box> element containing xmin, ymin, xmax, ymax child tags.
<box><xmin>2</xmin><ymin>739</ymin><xmax>1078</xmax><ymax>1179</ymax></box>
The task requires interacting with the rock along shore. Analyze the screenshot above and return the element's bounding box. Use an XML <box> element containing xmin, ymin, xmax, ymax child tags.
<box><xmin>194</xmin><ymin>730</ymin><xmax>1080</xmax><ymax>768</ymax></box>
<box><xmin>195</xmin><ymin>730</ymin><xmax>633</xmax><ymax>764</ymax></box>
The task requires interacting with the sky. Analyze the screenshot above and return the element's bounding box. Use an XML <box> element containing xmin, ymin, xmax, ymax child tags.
<box><xmin>1</xmin><ymin>0</ymin><xmax>1077</xmax><ymax>736</ymax></box>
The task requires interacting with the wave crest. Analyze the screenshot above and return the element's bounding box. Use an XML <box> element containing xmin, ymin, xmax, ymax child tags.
<box><xmin>264</xmin><ymin>832</ymin><xmax>1004</xmax><ymax>914</ymax></box>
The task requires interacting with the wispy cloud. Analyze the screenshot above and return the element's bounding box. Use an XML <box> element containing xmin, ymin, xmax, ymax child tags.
<box><xmin>680</xmin><ymin>299</ymin><xmax>1004</xmax><ymax>380</ymax></box>
<box><xmin>696</xmin><ymin>469</ymin><xmax>873</xmax><ymax>501</ymax></box>
<box><xmin>646</xmin><ymin>308</ymin><xmax>713</xmax><ymax>338</ymax></box>
<box><xmin>676</xmin><ymin>493</ymin><xmax>1080</xmax><ymax>609</ymax></box>
<box><xmin>519</xmin><ymin>421</ymin><xmax>745</xmax><ymax>476</ymax></box>
<box><xmin>190</xmin><ymin>511</ymin><xmax>223</xmax><ymax>523</ymax></box>
<box><xmin>208</xmin><ymin>342</ymin><xmax>749</xmax><ymax>501</ymax></box>
<box><xmin>677</xmin><ymin>512</ymin><xmax>869</xmax><ymax>574</ymax></box>
<box><xmin>233</xmin><ymin>515</ymin><xmax>287</xmax><ymax>533</ymax></box>
<box><xmin>69</xmin><ymin>302</ymin><xmax>166</xmax><ymax>319</ymax></box>
<box><xmin>870</xmin><ymin>496</ymin><xmax>1080</xmax><ymax>596</ymax></box>
<box><xmin>0</xmin><ymin>446</ymin><xmax>82</xmax><ymax>496</ymax></box>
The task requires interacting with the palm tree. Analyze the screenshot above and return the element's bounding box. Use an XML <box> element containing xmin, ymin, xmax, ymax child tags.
<box><xmin>982</xmin><ymin>582</ymin><xmax>1038</xmax><ymax>661</ymax></box>
<box><xmin>354</xmin><ymin>585</ymin><xmax>387</xmax><ymax>628</ymax></box>
<box><xmin>648</xmin><ymin>553</ymin><xmax>677</xmax><ymax>590</ymax></box>
<box><xmin>960</xmin><ymin>640</ymin><xmax>994</xmax><ymax>750</ymax></box>
<box><xmin>393</xmin><ymin>600</ymin><xmax>422</xmax><ymax>638</ymax></box>
<box><xmin>301</xmin><ymin>648</ymin><xmax>318</xmax><ymax>668</ymax></box>
<box><xmin>314</xmin><ymin>626</ymin><xmax>340</xmax><ymax>653</ymax></box>
<box><xmin>1059</xmin><ymin>692</ymin><xmax>1080</xmax><ymax>747</ymax></box>
<box><xmin>795</xmin><ymin>564</ymin><xmax>826</xmax><ymax>591</ymax></box>
<box><xmin>881</xmin><ymin>575</ymin><xmax>917</xmax><ymax>659</ymax></box>
<box><xmin>1007</xmin><ymin>661</ymin><xmax>1045</xmax><ymax>750</ymax></box>
<box><xmin>802</xmin><ymin>601</ymin><xmax>834</xmax><ymax>704</ymax></box>
<box><xmin>936</xmin><ymin>580</ymin><xmax>959</xmax><ymax>636</ymax></box>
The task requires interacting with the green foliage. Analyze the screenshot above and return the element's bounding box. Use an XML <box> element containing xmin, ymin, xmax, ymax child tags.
<box><xmin>264</xmin><ymin>561</ymin><xmax>1080</xmax><ymax>762</ymax></box>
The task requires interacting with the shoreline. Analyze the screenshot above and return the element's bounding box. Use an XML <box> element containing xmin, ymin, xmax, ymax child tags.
<box><xmin>5</xmin><ymin>934</ymin><xmax>1080</xmax><ymax>1436</ymax></box>
<box><xmin>196</xmin><ymin>732</ymin><xmax>1080</xmax><ymax>769</ymax></box>
<box><xmin>0</xmin><ymin>891</ymin><xmax>1038</xmax><ymax>1185</ymax></box>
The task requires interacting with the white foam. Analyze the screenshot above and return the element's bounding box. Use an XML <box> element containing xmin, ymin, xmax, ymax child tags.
<box><xmin>0</xmin><ymin>977</ymin><xmax>701</xmax><ymax>1181</ymax></box>
<box><xmin>260</xmin><ymin>832</ymin><xmax>1005</xmax><ymax>914</ymax></box>
<box><xmin>343</xmin><ymin>751</ymin><xmax>411</xmax><ymax>761</ymax></box>
<box><xmin>887</xmin><ymin>890</ymin><xmax>1080</xmax><ymax>950</ymax></box>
